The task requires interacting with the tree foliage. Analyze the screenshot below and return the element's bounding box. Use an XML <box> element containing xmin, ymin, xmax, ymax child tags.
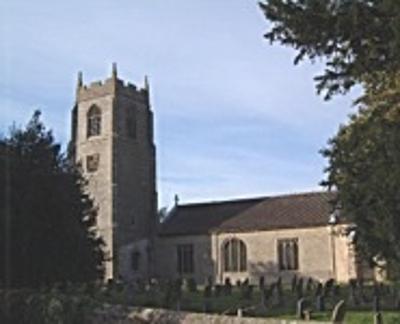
<box><xmin>0</xmin><ymin>111</ymin><xmax>105</xmax><ymax>288</ymax></box>
<box><xmin>321</xmin><ymin>78</ymin><xmax>400</xmax><ymax>272</ymax></box>
<box><xmin>260</xmin><ymin>0</ymin><xmax>400</xmax><ymax>99</ymax></box>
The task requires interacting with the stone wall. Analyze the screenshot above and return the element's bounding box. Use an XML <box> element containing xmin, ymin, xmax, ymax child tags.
<box><xmin>155</xmin><ymin>225</ymin><xmax>357</xmax><ymax>285</ymax></box>
<box><xmin>89</xmin><ymin>305</ymin><xmax>331</xmax><ymax>324</ymax></box>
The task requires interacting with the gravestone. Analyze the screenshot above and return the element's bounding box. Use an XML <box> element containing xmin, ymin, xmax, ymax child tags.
<box><xmin>296</xmin><ymin>298</ymin><xmax>307</xmax><ymax>319</ymax></box>
<box><xmin>224</xmin><ymin>278</ymin><xmax>232</xmax><ymax>296</ymax></box>
<box><xmin>214</xmin><ymin>284</ymin><xmax>222</xmax><ymax>297</ymax></box>
<box><xmin>203</xmin><ymin>284</ymin><xmax>212</xmax><ymax>299</ymax></box>
<box><xmin>324</xmin><ymin>278</ymin><xmax>335</xmax><ymax>297</ymax></box>
<box><xmin>373</xmin><ymin>295</ymin><xmax>381</xmax><ymax>313</ymax></box>
<box><xmin>348</xmin><ymin>287</ymin><xmax>360</xmax><ymax>307</ymax></box>
<box><xmin>331</xmin><ymin>300</ymin><xmax>346</xmax><ymax>324</ymax></box>
<box><xmin>187</xmin><ymin>278</ymin><xmax>197</xmax><ymax>292</ymax></box>
<box><xmin>306</xmin><ymin>277</ymin><xmax>314</xmax><ymax>292</ymax></box>
<box><xmin>236</xmin><ymin>279</ymin><xmax>241</xmax><ymax>288</ymax></box>
<box><xmin>262</xmin><ymin>285</ymin><xmax>272</xmax><ymax>307</ymax></box>
<box><xmin>315</xmin><ymin>282</ymin><xmax>323</xmax><ymax>297</ymax></box>
<box><xmin>276</xmin><ymin>276</ymin><xmax>283</xmax><ymax>296</ymax></box>
<box><xmin>333</xmin><ymin>284</ymin><xmax>340</xmax><ymax>298</ymax></box>
<box><xmin>316</xmin><ymin>294</ymin><xmax>325</xmax><ymax>312</ymax></box>
<box><xmin>259</xmin><ymin>276</ymin><xmax>265</xmax><ymax>290</ymax></box>
<box><xmin>241</xmin><ymin>284</ymin><xmax>253</xmax><ymax>300</ymax></box>
<box><xmin>296</xmin><ymin>278</ymin><xmax>304</xmax><ymax>299</ymax></box>
<box><xmin>291</xmin><ymin>275</ymin><xmax>298</xmax><ymax>293</ymax></box>
<box><xmin>374</xmin><ymin>312</ymin><xmax>383</xmax><ymax>324</ymax></box>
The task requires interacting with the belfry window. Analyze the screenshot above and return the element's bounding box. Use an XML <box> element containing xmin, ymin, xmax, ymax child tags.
<box><xmin>87</xmin><ymin>105</ymin><xmax>101</xmax><ymax>137</ymax></box>
<box><xmin>278</xmin><ymin>238</ymin><xmax>299</xmax><ymax>271</ymax></box>
<box><xmin>86</xmin><ymin>154</ymin><xmax>100</xmax><ymax>173</ymax></box>
<box><xmin>126</xmin><ymin>108</ymin><xmax>137</xmax><ymax>139</ymax></box>
<box><xmin>223</xmin><ymin>238</ymin><xmax>247</xmax><ymax>272</ymax></box>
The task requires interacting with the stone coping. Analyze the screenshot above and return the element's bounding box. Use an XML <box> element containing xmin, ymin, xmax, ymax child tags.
<box><xmin>89</xmin><ymin>305</ymin><xmax>332</xmax><ymax>324</ymax></box>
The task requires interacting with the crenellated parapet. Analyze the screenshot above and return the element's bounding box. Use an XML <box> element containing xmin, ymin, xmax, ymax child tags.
<box><xmin>76</xmin><ymin>63</ymin><xmax>149</xmax><ymax>104</ymax></box>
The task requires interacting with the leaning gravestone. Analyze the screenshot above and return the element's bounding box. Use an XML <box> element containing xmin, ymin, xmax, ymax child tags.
<box><xmin>296</xmin><ymin>298</ymin><xmax>306</xmax><ymax>319</ymax></box>
<box><xmin>331</xmin><ymin>300</ymin><xmax>346</xmax><ymax>324</ymax></box>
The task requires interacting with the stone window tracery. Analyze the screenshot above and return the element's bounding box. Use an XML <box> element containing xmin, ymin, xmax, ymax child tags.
<box><xmin>87</xmin><ymin>105</ymin><xmax>101</xmax><ymax>138</ymax></box>
<box><xmin>278</xmin><ymin>238</ymin><xmax>299</xmax><ymax>271</ymax></box>
<box><xmin>223</xmin><ymin>238</ymin><xmax>247</xmax><ymax>272</ymax></box>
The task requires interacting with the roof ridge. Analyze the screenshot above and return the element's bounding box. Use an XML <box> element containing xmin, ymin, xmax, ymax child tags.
<box><xmin>177</xmin><ymin>190</ymin><xmax>332</xmax><ymax>208</ymax></box>
<box><xmin>178</xmin><ymin>196</ymin><xmax>266</xmax><ymax>208</ymax></box>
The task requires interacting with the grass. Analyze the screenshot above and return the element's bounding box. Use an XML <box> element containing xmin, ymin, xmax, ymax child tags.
<box><xmin>121</xmin><ymin>283</ymin><xmax>400</xmax><ymax>323</ymax></box>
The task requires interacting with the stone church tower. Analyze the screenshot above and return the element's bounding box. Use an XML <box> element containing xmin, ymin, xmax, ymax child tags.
<box><xmin>70</xmin><ymin>64</ymin><xmax>157</xmax><ymax>280</ymax></box>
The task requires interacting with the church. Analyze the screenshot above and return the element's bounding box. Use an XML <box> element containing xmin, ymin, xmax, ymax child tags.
<box><xmin>70</xmin><ymin>65</ymin><xmax>369</xmax><ymax>286</ymax></box>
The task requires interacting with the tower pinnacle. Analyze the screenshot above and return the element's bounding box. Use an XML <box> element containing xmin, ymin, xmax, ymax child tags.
<box><xmin>77</xmin><ymin>71</ymin><xmax>83</xmax><ymax>88</ymax></box>
<box><xmin>112</xmin><ymin>62</ymin><xmax>118</xmax><ymax>79</ymax></box>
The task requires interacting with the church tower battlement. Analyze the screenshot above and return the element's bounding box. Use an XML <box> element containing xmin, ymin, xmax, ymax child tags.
<box><xmin>70</xmin><ymin>64</ymin><xmax>157</xmax><ymax>280</ymax></box>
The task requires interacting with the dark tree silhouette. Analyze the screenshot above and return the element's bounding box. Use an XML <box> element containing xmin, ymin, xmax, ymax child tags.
<box><xmin>0</xmin><ymin>111</ymin><xmax>105</xmax><ymax>288</ymax></box>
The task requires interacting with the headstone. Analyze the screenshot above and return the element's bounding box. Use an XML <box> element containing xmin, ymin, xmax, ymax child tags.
<box><xmin>331</xmin><ymin>300</ymin><xmax>346</xmax><ymax>324</ymax></box>
<box><xmin>236</xmin><ymin>279</ymin><xmax>241</xmax><ymax>288</ymax></box>
<box><xmin>203</xmin><ymin>284</ymin><xmax>212</xmax><ymax>298</ymax></box>
<box><xmin>291</xmin><ymin>275</ymin><xmax>298</xmax><ymax>292</ymax></box>
<box><xmin>306</xmin><ymin>277</ymin><xmax>314</xmax><ymax>292</ymax></box>
<box><xmin>214</xmin><ymin>284</ymin><xmax>222</xmax><ymax>297</ymax></box>
<box><xmin>296</xmin><ymin>298</ymin><xmax>307</xmax><ymax>319</ymax></box>
<box><xmin>316</xmin><ymin>294</ymin><xmax>325</xmax><ymax>312</ymax></box>
<box><xmin>259</xmin><ymin>276</ymin><xmax>265</xmax><ymax>290</ymax></box>
<box><xmin>263</xmin><ymin>285</ymin><xmax>272</xmax><ymax>307</ymax></box>
<box><xmin>296</xmin><ymin>278</ymin><xmax>304</xmax><ymax>298</ymax></box>
<box><xmin>224</xmin><ymin>278</ymin><xmax>232</xmax><ymax>296</ymax></box>
<box><xmin>348</xmin><ymin>284</ymin><xmax>360</xmax><ymax>306</ymax></box>
<box><xmin>276</xmin><ymin>276</ymin><xmax>283</xmax><ymax>296</ymax></box>
<box><xmin>315</xmin><ymin>282</ymin><xmax>323</xmax><ymax>297</ymax></box>
<box><xmin>373</xmin><ymin>295</ymin><xmax>381</xmax><ymax>313</ymax></box>
<box><xmin>333</xmin><ymin>284</ymin><xmax>340</xmax><ymax>298</ymax></box>
<box><xmin>324</xmin><ymin>278</ymin><xmax>335</xmax><ymax>297</ymax></box>
<box><xmin>244</xmin><ymin>285</ymin><xmax>253</xmax><ymax>300</ymax></box>
<box><xmin>186</xmin><ymin>278</ymin><xmax>197</xmax><ymax>292</ymax></box>
<box><xmin>374</xmin><ymin>312</ymin><xmax>383</xmax><ymax>324</ymax></box>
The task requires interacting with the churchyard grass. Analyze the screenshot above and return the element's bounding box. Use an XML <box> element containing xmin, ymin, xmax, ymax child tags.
<box><xmin>127</xmin><ymin>280</ymin><xmax>400</xmax><ymax>323</ymax></box>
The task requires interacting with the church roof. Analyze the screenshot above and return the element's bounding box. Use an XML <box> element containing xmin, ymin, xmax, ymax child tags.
<box><xmin>158</xmin><ymin>191</ymin><xmax>338</xmax><ymax>236</ymax></box>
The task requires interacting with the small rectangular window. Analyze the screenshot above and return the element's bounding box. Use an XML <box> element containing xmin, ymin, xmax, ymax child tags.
<box><xmin>177</xmin><ymin>244</ymin><xmax>194</xmax><ymax>274</ymax></box>
<box><xmin>131</xmin><ymin>252</ymin><xmax>140</xmax><ymax>271</ymax></box>
<box><xmin>86</xmin><ymin>154</ymin><xmax>100</xmax><ymax>172</ymax></box>
<box><xmin>277</xmin><ymin>238</ymin><xmax>299</xmax><ymax>271</ymax></box>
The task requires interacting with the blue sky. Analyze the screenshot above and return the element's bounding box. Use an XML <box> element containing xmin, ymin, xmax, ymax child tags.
<box><xmin>1</xmin><ymin>1</ymin><xmax>357</xmax><ymax>207</ymax></box>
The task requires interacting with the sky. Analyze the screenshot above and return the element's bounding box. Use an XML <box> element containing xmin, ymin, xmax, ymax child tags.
<box><xmin>1</xmin><ymin>1</ymin><xmax>357</xmax><ymax>208</ymax></box>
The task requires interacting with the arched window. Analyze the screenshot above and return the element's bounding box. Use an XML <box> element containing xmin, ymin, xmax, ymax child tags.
<box><xmin>87</xmin><ymin>105</ymin><xmax>101</xmax><ymax>137</ymax></box>
<box><xmin>223</xmin><ymin>238</ymin><xmax>247</xmax><ymax>272</ymax></box>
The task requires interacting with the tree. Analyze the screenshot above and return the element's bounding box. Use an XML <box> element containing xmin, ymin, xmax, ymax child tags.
<box><xmin>259</xmin><ymin>0</ymin><xmax>400</xmax><ymax>99</ymax></box>
<box><xmin>321</xmin><ymin>78</ymin><xmax>400</xmax><ymax>274</ymax></box>
<box><xmin>260</xmin><ymin>1</ymin><xmax>400</xmax><ymax>273</ymax></box>
<box><xmin>0</xmin><ymin>111</ymin><xmax>105</xmax><ymax>288</ymax></box>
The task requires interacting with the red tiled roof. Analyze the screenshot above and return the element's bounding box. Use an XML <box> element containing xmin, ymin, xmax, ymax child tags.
<box><xmin>159</xmin><ymin>191</ymin><xmax>337</xmax><ymax>236</ymax></box>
